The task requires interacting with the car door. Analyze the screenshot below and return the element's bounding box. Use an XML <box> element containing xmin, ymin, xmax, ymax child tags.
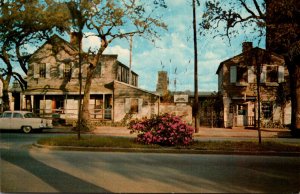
<box><xmin>1</xmin><ymin>112</ymin><xmax>13</xmax><ymax>129</ymax></box>
<box><xmin>11</xmin><ymin>112</ymin><xmax>24</xmax><ymax>130</ymax></box>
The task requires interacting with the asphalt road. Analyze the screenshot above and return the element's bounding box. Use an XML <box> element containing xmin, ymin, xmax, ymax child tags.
<box><xmin>1</xmin><ymin>132</ymin><xmax>300</xmax><ymax>193</ymax></box>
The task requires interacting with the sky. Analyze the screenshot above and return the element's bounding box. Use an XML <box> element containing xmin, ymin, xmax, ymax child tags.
<box><xmin>21</xmin><ymin>0</ymin><xmax>265</xmax><ymax>93</ymax></box>
<box><xmin>92</xmin><ymin>0</ymin><xmax>265</xmax><ymax>92</ymax></box>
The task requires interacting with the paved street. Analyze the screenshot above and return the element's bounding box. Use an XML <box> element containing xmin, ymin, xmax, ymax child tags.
<box><xmin>1</xmin><ymin>131</ymin><xmax>300</xmax><ymax>193</ymax></box>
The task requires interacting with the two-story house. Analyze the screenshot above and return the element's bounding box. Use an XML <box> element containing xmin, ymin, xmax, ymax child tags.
<box><xmin>216</xmin><ymin>42</ymin><xmax>291</xmax><ymax>128</ymax></box>
<box><xmin>22</xmin><ymin>34</ymin><xmax>159</xmax><ymax>123</ymax></box>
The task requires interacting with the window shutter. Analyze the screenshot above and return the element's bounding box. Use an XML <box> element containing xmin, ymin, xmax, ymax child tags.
<box><xmin>59</xmin><ymin>63</ymin><xmax>64</xmax><ymax>78</ymax></box>
<box><xmin>260</xmin><ymin>65</ymin><xmax>266</xmax><ymax>83</ymax></box>
<box><xmin>34</xmin><ymin>64</ymin><xmax>40</xmax><ymax>78</ymax></box>
<box><xmin>46</xmin><ymin>63</ymin><xmax>51</xmax><ymax>78</ymax></box>
<box><xmin>82</xmin><ymin>64</ymin><xmax>87</xmax><ymax>78</ymax></box>
<box><xmin>40</xmin><ymin>99</ymin><xmax>45</xmax><ymax>113</ymax></box>
<box><xmin>278</xmin><ymin>66</ymin><xmax>285</xmax><ymax>83</ymax></box>
<box><xmin>230</xmin><ymin>66</ymin><xmax>237</xmax><ymax>83</ymax></box>
<box><xmin>248</xmin><ymin>66</ymin><xmax>255</xmax><ymax>83</ymax></box>
<box><xmin>72</xmin><ymin>68</ymin><xmax>79</xmax><ymax>78</ymax></box>
<box><xmin>124</xmin><ymin>98</ymin><xmax>131</xmax><ymax>113</ymax></box>
<box><xmin>69</xmin><ymin>62</ymin><xmax>73</xmax><ymax>78</ymax></box>
<box><xmin>138</xmin><ymin>98</ymin><xmax>143</xmax><ymax>113</ymax></box>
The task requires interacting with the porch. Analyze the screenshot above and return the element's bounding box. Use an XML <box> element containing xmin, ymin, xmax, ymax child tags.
<box><xmin>22</xmin><ymin>93</ymin><xmax>113</xmax><ymax>121</ymax></box>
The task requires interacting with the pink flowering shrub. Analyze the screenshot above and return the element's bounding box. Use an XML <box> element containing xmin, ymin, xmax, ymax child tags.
<box><xmin>128</xmin><ymin>114</ymin><xmax>194</xmax><ymax>146</ymax></box>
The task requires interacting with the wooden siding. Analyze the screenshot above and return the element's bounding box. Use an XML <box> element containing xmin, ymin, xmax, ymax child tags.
<box><xmin>27</xmin><ymin>35</ymin><xmax>138</xmax><ymax>95</ymax></box>
<box><xmin>113</xmin><ymin>81</ymin><xmax>158</xmax><ymax>121</ymax></box>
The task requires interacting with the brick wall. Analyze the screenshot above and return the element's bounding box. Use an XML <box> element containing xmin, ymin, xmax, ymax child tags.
<box><xmin>159</xmin><ymin>103</ymin><xmax>192</xmax><ymax>124</ymax></box>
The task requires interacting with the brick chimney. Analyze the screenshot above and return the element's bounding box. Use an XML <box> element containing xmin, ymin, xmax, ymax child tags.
<box><xmin>156</xmin><ymin>71</ymin><xmax>169</xmax><ymax>96</ymax></box>
<box><xmin>70</xmin><ymin>32</ymin><xmax>82</xmax><ymax>50</ymax></box>
<box><xmin>242</xmin><ymin>42</ymin><xmax>253</xmax><ymax>53</ymax></box>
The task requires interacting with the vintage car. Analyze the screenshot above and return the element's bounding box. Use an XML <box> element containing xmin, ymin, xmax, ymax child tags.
<box><xmin>0</xmin><ymin>111</ymin><xmax>53</xmax><ymax>133</ymax></box>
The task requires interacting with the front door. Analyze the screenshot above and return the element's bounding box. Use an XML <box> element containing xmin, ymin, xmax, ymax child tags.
<box><xmin>236</xmin><ymin>104</ymin><xmax>247</xmax><ymax>126</ymax></box>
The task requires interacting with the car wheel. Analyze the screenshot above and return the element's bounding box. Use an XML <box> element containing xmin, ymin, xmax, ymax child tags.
<box><xmin>22</xmin><ymin>126</ymin><xmax>32</xmax><ymax>133</ymax></box>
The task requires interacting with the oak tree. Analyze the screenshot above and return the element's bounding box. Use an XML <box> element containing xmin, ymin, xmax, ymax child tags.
<box><xmin>66</xmin><ymin>0</ymin><xmax>167</xmax><ymax>130</ymax></box>
<box><xmin>0</xmin><ymin>0</ymin><xmax>69</xmax><ymax>111</ymax></box>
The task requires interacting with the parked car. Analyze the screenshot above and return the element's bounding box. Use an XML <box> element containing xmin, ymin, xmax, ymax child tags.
<box><xmin>0</xmin><ymin>111</ymin><xmax>53</xmax><ymax>133</ymax></box>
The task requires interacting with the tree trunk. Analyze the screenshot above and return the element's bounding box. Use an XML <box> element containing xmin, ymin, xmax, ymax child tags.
<box><xmin>80</xmin><ymin>41</ymin><xmax>107</xmax><ymax>131</ymax></box>
<box><xmin>2</xmin><ymin>79</ymin><xmax>11</xmax><ymax>111</ymax></box>
<box><xmin>80</xmin><ymin>64</ymin><xmax>96</xmax><ymax>131</ymax></box>
<box><xmin>288</xmin><ymin>62</ymin><xmax>300</xmax><ymax>135</ymax></box>
<box><xmin>256</xmin><ymin>56</ymin><xmax>262</xmax><ymax>144</ymax></box>
<box><xmin>287</xmin><ymin>41</ymin><xmax>300</xmax><ymax>136</ymax></box>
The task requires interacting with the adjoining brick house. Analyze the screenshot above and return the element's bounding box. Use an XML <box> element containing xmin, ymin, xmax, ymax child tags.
<box><xmin>216</xmin><ymin>42</ymin><xmax>291</xmax><ymax>128</ymax></box>
<box><xmin>21</xmin><ymin>34</ymin><xmax>159</xmax><ymax>123</ymax></box>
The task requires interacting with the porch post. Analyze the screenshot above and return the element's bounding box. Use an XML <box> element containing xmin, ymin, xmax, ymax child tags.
<box><xmin>103</xmin><ymin>94</ymin><xmax>105</xmax><ymax>120</ymax></box>
<box><xmin>30</xmin><ymin>95</ymin><xmax>34</xmax><ymax>112</ymax></box>
<box><xmin>111</xmin><ymin>93</ymin><xmax>114</xmax><ymax>122</ymax></box>
<box><xmin>21</xmin><ymin>93</ymin><xmax>26</xmax><ymax>110</ymax></box>
<box><xmin>65</xmin><ymin>93</ymin><xmax>68</xmax><ymax>114</ymax></box>
<box><xmin>223</xmin><ymin>96</ymin><xmax>231</xmax><ymax>128</ymax></box>
<box><xmin>43</xmin><ymin>94</ymin><xmax>46</xmax><ymax>117</ymax></box>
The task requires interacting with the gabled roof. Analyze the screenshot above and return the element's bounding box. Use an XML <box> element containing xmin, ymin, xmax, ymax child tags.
<box><xmin>29</xmin><ymin>34</ymin><xmax>78</xmax><ymax>62</ymax></box>
<box><xmin>215</xmin><ymin>47</ymin><xmax>284</xmax><ymax>74</ymax></box>
<box><xmin>29</xmin><ymin>35</ymin><xmax>139</xmax><ymax>76</ymax></box>
<box><xmin>113</xmin><ymin>80</ymin><xmax>158</xmax><ymax>96</ymax></box>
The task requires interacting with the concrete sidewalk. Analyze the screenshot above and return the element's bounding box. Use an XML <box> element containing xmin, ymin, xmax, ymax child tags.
<box><xmin>90</xmin><ymin>126</ymin><xmax>292</xmax><ymax>138</ymax></box>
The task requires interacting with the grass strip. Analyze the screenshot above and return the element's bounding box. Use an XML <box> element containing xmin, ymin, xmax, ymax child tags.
<box><xmin>37</xmin><ymin>135</ymin><xmax>161</xmax><ymax>149</ymax></box>
<box><xmin>37</xmin><ymin>135</ymin><xmax>300</xmax><ymax>152</ymax></box>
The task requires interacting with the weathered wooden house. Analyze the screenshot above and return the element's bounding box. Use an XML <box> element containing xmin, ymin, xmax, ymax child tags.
<box><xmin>21</xmin><ymin>34</ymin><xmax>159</xmax><ymax>123</ymax></box>
<box><xmin>216</xmin><ymin>42</ymin><xmax>291</xmax><ymax>128</ymax></box>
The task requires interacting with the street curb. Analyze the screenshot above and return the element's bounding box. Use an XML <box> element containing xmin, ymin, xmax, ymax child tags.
<box><xmin>32</xmin><ymin>143</ymin><xmax>300</xmax><ymax>157</ymax></box>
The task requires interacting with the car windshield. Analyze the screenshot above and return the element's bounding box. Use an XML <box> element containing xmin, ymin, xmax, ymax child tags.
<box><xmin>24</xmin><ymin>113</ymin><xmax>38</xmax><ymax>118</ymax></box>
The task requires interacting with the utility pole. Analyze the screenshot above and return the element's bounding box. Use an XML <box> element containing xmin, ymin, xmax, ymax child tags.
<box><xmin>256</xmin><ymin>54</ymin><xmax>262</xmax><ymax>144</ymax></box>
<box><xmin>77</xmin><ymin>32</ymin><xmax>83</xmax><ymax>140</ymax></box>
<box><xmin>129</xmin><ymin>34</ymin><xmax>133</xmax><ymax>85</ymax></box>
<box><xmin>193</xmin><ymin>0</ymin><xmax>199</xmax><ymax>133</ymax></box>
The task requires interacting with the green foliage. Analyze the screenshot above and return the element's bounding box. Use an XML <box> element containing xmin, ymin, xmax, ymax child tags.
<box><xmin>0</xmin><ymin>0</ymin><xmax>70</xmax><ymax>97</ymax></box>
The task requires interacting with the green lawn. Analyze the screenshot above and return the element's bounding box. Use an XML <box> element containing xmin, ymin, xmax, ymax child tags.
<box><xmin>37</xmin><ymin>135</ymin><xmax>300</xmax><ymax>153</ymax></box>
